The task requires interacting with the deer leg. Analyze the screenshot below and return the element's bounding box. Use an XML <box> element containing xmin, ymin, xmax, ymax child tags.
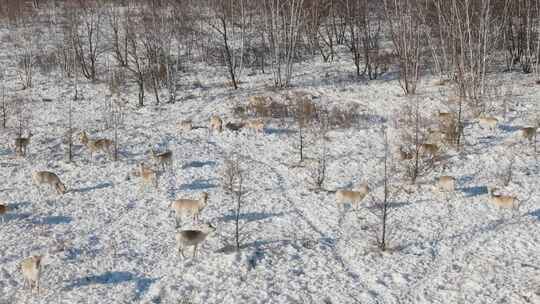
<box><xmin>193</xmin><ymin>244</ymin><xmax>197</xmax><ymax>258</ymax></box>
<box><xmin>178</xmin><ymin>244</ymin><xmax>185</xmax><ymax>258</ymax></box>
<box><xmin>138</xmin><ymin>182</ymin><xmax>145</xmax><ymax>194</ymax></box>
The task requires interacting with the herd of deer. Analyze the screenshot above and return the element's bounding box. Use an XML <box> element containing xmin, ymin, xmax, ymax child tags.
<box><xmin>0</xmin><ymin>96</ymin><xmax>533</xmax><ymax>295</ymax></box>
<box><xmin>402</xmin><ymin>110</ymin><xmax>531</xmax><ymax>209</ymax></box>
<box><xmin>0</xmin><ymin>108</ymin><xmax>274</xmax><ymax>294</ymax></box>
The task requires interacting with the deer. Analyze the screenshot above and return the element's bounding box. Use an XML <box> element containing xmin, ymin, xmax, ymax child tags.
<box><xmin>178</xmin><ymin>120</ymin><xmax>193</xmax><ymax>132</ymax></box>
<box><xmin>210</xmin><ymin>115</ymin><xmax>223</xmax><ymax>133</ymax></box>
<box><xmin>438</xmin><ymin>111</ymin><xmax>454</xmax><ymax>126</ymax></box>
<box><xmin>20</xmin><ymin>255</ymin><xmax>43</xmax><ymax>294</ymax></box>
<box><xmin>225</xmin><ymin>121</ymin><xmax>245</xmax><ymax>132</ymax></box>
<box><xmin>247</xmin><ymin>95</ymin><xmax>270</xmax><ymax>115</ymax></box>
<box><xmin>151</xmin><ymin>149</ymin><xmax>173</xmax><ymax>172</ymax></box>
<box><xmin>398</xmin><ymin>146</ymin><xmax>414</xmax><ymax>160</ymax></box>
<box><xmin>427</xmin><ymin>128</ymin><xmax>445</xmax><ymax>145</ymax></box>
<box><xmin>0</xmin><ymin>203</ymin><xmax>7</xmax><ymax>223</ymax></box>
<box><xmin>488</xmin><ymin>188</ymin><xmax>518</xmax><ymax>209</ymax></box>
<box><xmin>438</xmin><ymin>176</ymin><xmax>456</xmax><ymax>192</ymax></box>
<box><xmin>336</xmin><ymin>183</ymin><xmax>370</xmax><ymax>211</ymax></box>
<box><xmin>170</xmin><ymin>192</ymin><xmax>209</xmax><ymax>226</ymax></box>
<box><xmin>520</xmin><ymin>127</ymin><xmax>537</xmax><ymax>143</ymax></box>
<box><xmin>420</xmin><ymin>143</ymin><xmax>439</xmax><ymax>157</ymax></box>
<box><xmin>14</xmin><ymin>132</ymin><xmax>33</xmax><ymax>157</ymax></box>
<box><xmin>176</xmin><ymin>223</ymin><xmax>216</xmax><ymax>258</ymax></box>
<box><xmin>138</xmin><ymin>163</ymin><xmax>158</xmax><ymax>192</ymax></box>
<box><xmin>244</xmin><ymin>119</ymin><xmax>265</xmax><ymax>133</ymax></box>
<box><xmin>32</xmin><ymin>171</ymin><xmax>67</xmax><ymax>195</ymax></box>
<box><xmin>79</xmin><ymin>131</ymin><xmax>113</xmax><ymax>160</ymax></box>
<box><xmin>478</xmin><ymin>116</ymin><xmax>498</xmax><ymax>132</ymax></box>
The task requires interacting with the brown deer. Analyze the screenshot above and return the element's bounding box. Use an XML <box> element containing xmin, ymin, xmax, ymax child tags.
<box><xmin>14</xmin><ymin>132</ymin><xmax>33</xmax><ymax>157</ymax></box>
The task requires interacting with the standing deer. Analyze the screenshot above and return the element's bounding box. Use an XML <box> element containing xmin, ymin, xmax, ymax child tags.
<box><xmin>521</xmin><ymin>127</ymin><xmax>537</xmax><ymax>143</ymax></box>
<box><xmin>138</xmin><ymin>163</ymin><xmax>158</xmax><ymax>192</ymax></box>
<box><xmin>79</xmin><ymin>131</ymin><xmax>113</xmax><ymax>160</ymax></box>
<box><xmin>14</xmin><ymin>132</ymin><xmax>33</xmax><ymax>157</ymax></box>
<box><xmin>210</xmin><ymin>115</ymin><xmax>223</xmax><ymax>133</ymax></box>
<box><xmin>336</xmin><ymin>183</ymin><xmax>370</xmax><ymax>211</ymax></box>
<box><xmin>170</xmin><ymin>192</ymin><xmax>209</xmax><ymax>226</ymax></box>
<box><xmin>488</xmin><ymin>188</ymin><xmax>518</xmax><ymax>209</ymax></box>
<box><xmin>478</xmin><ymin>116</ymin><xmax>498</xmax><ymax>132</ymax></box>
<box><xmin>151</xmin><ymin>149</ymin><xmax>173</xmax><ymax>172</ymax></box>
<box><xmin>176</xmin><ymin>223</ymin><xmax>216</xmax><ymax>258</ymax></box>
<box><xmin>0</xmin><ymin>203</ymin><xmax>7</xmax><ymax>223</ymax></box>
<box><xmin>20</xmin><ymin>255</ymin><xmax>43</xmax><ymax>294</ymax></box>
<box><xmin>438</xmin><ymin>176</ymin><xmax>456</xmax><ymax>192</ymax></box>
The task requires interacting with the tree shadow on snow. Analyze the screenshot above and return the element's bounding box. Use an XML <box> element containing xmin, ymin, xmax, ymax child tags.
<box><xmin>64</xmin><ymin>271</ymin><xmax>158</xmax><ymax>298</ymax></box>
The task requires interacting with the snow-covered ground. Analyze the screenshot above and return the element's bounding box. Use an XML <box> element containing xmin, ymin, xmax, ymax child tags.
<box><xmin>0</xmin><ymin>41</ymin><xmax>539</xmax><ymax>304</ymax></box>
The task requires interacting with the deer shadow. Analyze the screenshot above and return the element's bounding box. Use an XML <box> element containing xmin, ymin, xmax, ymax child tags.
<box><xmin>265</xmin><ymin>128</ymin><xmax>296</xmax><ymax>136</ymax></box>
<box><xmin>177</xmin><ymin>179</ymin><xmax>217</xmax><ymax>191</ymax></box>
<box><xmin>31</xmin><ymin>215</ymin><xmax>72</xmax><ymax>225</ymax></box>
<box><xmin>70</xmin><ymin>181</ymin><xmax>113</xmax><ymax>194</ymax></box>
<box><xmin>217</xmin><ymin>211</ymin><xmax>285</xmax><ymax>223</ymax></box>
<box><xmin>498</xmin><ymin>124</ymin><xmax>522</xmax><ymax>133</ymax></box>
<box><xmin>5</xmin><ymin>201</ymin><xmax>32</xmax><ymax>210</ymax></box>
<box><xmin>461</xmin><ymin>186</ymin><xmax>488</xmax><ymax>197</ymax></box>
<box><xmin>528</xmin><ymin>209</ymin><xmax>540</xmax><ymax>221</ymax></box>
<box><xmin>182</xmin><ymin>160</ymin><xmax>216</xmax><ymax>169</ymax></box>
<box><xmin>2</xmin><ymin>212</ymin><xmax>32</xmax><ymax>223</ymax></box>
<box><xmin>64</xmin><ymin>271</ymin><xmax>158</xmax><ymax>298</ymax></box>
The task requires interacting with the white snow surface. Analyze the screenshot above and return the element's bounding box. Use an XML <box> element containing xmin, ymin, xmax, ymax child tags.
<box><xmin>0</xmin><ymin>54</ymin><xmax>539</xmax><ymax>304</ymax></box>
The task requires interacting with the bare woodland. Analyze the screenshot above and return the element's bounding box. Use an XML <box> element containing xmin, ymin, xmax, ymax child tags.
<box><xmin>0</xmin><ymin>0</ymin><xmax>539</xmax><ymax>303</ymax></box>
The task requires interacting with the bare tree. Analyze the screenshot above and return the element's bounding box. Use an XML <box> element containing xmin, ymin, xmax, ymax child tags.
<box><xmin>501</xmin><ymin>0</ymin><xmax>540</xmax><ymax>73</ymax></box>
<box><xmin>141</xmin><ymin>1</ymin><xmax>173</xmax><ymax>105</ymax></box>
<box><xmin>15</xmin><ymin>27</ymin><xmax>34</xmax><ymax>90</ymax></box>
<box><xmin>111</xmin><ymin>98</ymin><xmax>124</xmax><ymax>162</ymax></box>
<box><xmin>307</xmin><ymin>109</ymin><xmax>330</xmax><ymax>190</ymax></box>
<box><xmin>383</xmin><ymin>0</ymin><xmax>422</xmax><ymax>94</ymax></box>
<box><xmin>303</xmin><ymin>0</ymin><xmax>334</xmax><ymax>62</ymax></box>
<box><xmin>207</xmin><ymin>0</ymin><xmax>246</xmax><ymax>89</ymax></box>
<box><xmin>262</xmin><ymin>0</ymin><xmax>305</xmax><ymax>88</ymax></box>
<box><xmin>126</xmin><ymin>15</ymin><xmax>147</xmax><ymax>108</ymax></box>
<box><xmin>426</xmin><ymin>0</ymin><xmax>505</xmax><ymax>111</ymax></box>
<box><xmin>341</xmin><ymin>0</ymin><xmax>385</xmax><ymax>79</ymax></box>
<box><xmin>107</xmin><ymin>1</ymin><xmax>130</xmax><ymax>67</ymax></box>
<box><xmin>106</xmin><ymin>67</ymin><xmax>125</xmax><ymax>162</ymax></box>
<box><xmin>68</xmin><ymin>1</ymin><xmax>103</xmax><ymax>81</ymax></box>
<box><xmin>291</xmin><ymin>95</ymin><xmax>317</xmax><ymax>163</ymax></box>
<box><xmin>221</xmin><ymin>153</ymin><xmax>246</xmax><ymax>251</ymax></box>
<box><xmin>399</xmin><ymin>97</ymin><xmax>435</xmax><ymax>184</ymax></box>
<box><xmin>307</xmin><ymin>140</ymin><xmax>328</xmax><ymax>191</ymax></box>
<box><xmin>1</xmin><ymin>74</ymin><xmax>8</xmax><ymax>128</ymax></box>
<box><xmin>375</xmin><ymin>126</ymin><xmax>391</xmax><ymax>250</ymax></box>
<box><xmin>65</xmin><ymin>96</ymin><xmax>74</xmax><ymax>162</ymax></box>
<box><xmin>13</xmin><ymin>97</ymin><xmax>31</xmax><ymax>139</ymax></box>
